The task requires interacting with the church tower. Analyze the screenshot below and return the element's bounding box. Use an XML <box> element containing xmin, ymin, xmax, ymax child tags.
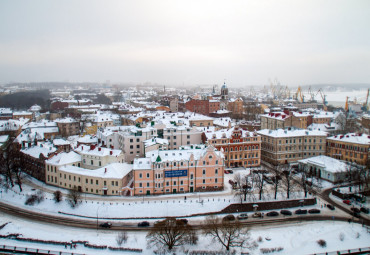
<box><xmin>221</xmin><ymin>82</ymin><xmax>228</xmax><ymax>100</ymax></box>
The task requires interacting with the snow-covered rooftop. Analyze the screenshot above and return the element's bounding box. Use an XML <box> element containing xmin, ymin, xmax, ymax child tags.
<box><xmin>59</xmin><ymin>163</ymin><xmax>132</xmax><ymax>179</ymax></box>
<box><xmin>327</xmin><ymin>133</ymin><xmax>370</xmax><ymax>145</ymax></box>
<box><xmin>46</xmin><ymin>151</ymin><xmax>81</xmax><ymax>166</ymax></box>
<box><xmin>298</xmin><ymin>155</ymin><xmax>348</xmax><ymax>173</ymax></box>
<box><xmin>257</xmin><ymin>129</ymin><xmax>327</xmax><ymax>137</ymax></box>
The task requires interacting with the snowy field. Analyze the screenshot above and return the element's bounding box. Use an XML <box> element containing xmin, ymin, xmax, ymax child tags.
<box><xmin>0</xmin><ymin>211</ymin><xmax>369</xmax><ymax>255</ymax></box>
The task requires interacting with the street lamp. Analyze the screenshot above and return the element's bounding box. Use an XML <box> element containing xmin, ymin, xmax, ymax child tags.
<box><xmin>96</xmin><ymin>205</ymin><xmax>103</xmax><ymax>233</ymax></box>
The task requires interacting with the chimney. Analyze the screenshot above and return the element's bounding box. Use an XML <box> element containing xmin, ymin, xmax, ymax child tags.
<box><xmin>98</xmin><ymin>148</ymin><xmax>101</xmax><ymax>151</ymax></box>
<box><xmin>110</xmin><ymin>151</ymin><xmax>113</xmax><ymax>155</ymax></box>
<box><xmin>105</xmin><ymin>168</ymin><xmax>107</xmax><ymax>173</ymax></box>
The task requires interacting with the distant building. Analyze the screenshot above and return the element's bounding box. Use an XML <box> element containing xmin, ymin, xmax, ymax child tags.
<box><xmin>185</xmin><ymin>99</ymin><xmax>220</xmax><ymax>116</ymax></box>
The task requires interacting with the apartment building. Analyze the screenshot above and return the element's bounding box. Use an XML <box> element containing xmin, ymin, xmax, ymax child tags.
<box><xmin>185</xmin><ymin>99</ymin><xmax>220</xmax><ymax>116</ymax></box>
<box><xmin>205</xmin><ymin>126</ymin><xmax>261</xmax><ymax>168</ymax></box>
<box><xmin>160</xmin><ymin>126</ymin><xmax>203</xmax><ymax>150</ymax></box>
<box><xmin>117</xmin><ymin>126</ymin><xmax>157</xmax><ymax>164</ymax></box>
<box><xmin>326</xmin><ymin>133</ymin><xmax>370</xmax><ymax>166</ymax></box>
<box><xmin>132</xmin><ymin>145</ymin><xmax>224</xmax><ymax>195</ymax></box>
<box><xmin>55</xmin><ymin>118</ymin><xmax>80</xmax><ymax>137</ymax></box>
<box><xmin>260</xmin><ymin>112</ymin><xmax>312</xmax><ymax>130</ymax></box>
<box><xmin>257</xmin><ymin>129</ymin><xmax>327</xmax><ymax>165</ymax></box>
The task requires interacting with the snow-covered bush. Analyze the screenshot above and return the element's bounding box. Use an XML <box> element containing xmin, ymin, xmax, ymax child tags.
<box><xmin>53</xmin><ymin>190</ymin><xmax>62</xmax><ymax>203</ymax></box>
<box><xmin>339</xmin><ymin>232</ymin><xmax>345</xmax><ymax>241</ymax></box>
<box><xmin>260</xmin><ymin>247</ymin><xmax>284</xmax><ymax>253</ymax></box>
<box><xmin>25</xmin><ymin>191</ymin><xmax>44</xmax><ymax>205</ymax></box>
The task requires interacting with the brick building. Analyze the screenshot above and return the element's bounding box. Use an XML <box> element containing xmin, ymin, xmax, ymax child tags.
<box><xmin>185</xmin><ymin>99</ymin><xmax>220</xmax><ymax>116</ymax></box>
<box><xmin>205</xmin><ymin>126</ymin><xmax>261</xmax><ymax>168</ymax></box>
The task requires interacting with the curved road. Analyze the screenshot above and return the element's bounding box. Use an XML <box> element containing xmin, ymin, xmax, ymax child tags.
<box><xmin>0</xmin><ymin>199</ymin><xmax>365</xmax><ymax>232</ymax></box>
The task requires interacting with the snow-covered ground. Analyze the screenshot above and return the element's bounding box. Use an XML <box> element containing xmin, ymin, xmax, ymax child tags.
<box><xmin>0</xmin><ymin>211</ymin><xmax>369</xmax><ymax>255</ymax></box>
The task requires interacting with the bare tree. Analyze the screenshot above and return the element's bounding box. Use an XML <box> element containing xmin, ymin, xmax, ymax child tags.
<box><xmin>233</xmin><ymin>173</ymin><xmax>254</xmax><ymax>203</ymax></box>
<box><xmin>252</xmin><ymin>170</ymin><xmax>266</xmax><ymax>200</ymax></box>
<box><xmin>203</xmin><ymin>215</ymin><xmax>257</xmax><ymax>251</ymax></box>
<box><xmin>0</xmin><ymin>138</ymin><xmax>23</xmax><ymax>191</ymax></box>
<box><xmin>116</xmin><ymin>231</ymin><xmax>128</xmax><ymax>246</ymax></box>
<box><xmin>146</xmin><ymin>218</ymin><xmax>196</xmax><ymax>251</ymax></box>
<box><xmin>280</xmin><ymin>165</ymin><xmax>295</xmax><ymax>199</ymax></box>
<box><xmin>269</xmin><ymin>165</ymin><xmax>281</xmax><ymax>200</ymax></box>
<box><xmin>67</xmin><ymin>187</ymin><xmax>81</xmax><ymax>208</ymax></box>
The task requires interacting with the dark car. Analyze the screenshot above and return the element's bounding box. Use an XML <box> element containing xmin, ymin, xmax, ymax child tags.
<box><xmin>360</xmin><ymin>207</ymin><xmax>369</xmax><ymax>214</ymax></box>
<box><xmin>327</xmin><ymin>204</ymin><xmax>335</xmax><ymax>210</ymax></box>
<box><xmin>295</xmin><ymin>209</ymin><xmax>308</xmax><ymax>215</ymax></box>
<box><xmin>266</xmin><ymin>211</ymin><xmax>279</xmax><ymax>217</ymax></box>
<box><xmin>228</xmin><ymin>180</ymin><xmax>234</xmax><ymax>185</ymax></box>
<box><xmin>223</xmin><ymin>215</ymin><xmax>236</xmax><ymax>221</ymax></box>
<box><xmin>280</xmin><ymin>210</ymin><xmax>292</xmax><ymax>216</ymax></box>
<box><xmin>343</xmin><ymin>200</ymin><xmax>352</xmax><ymax>205</ymax></box>
<box><xmin>138</xmin><ymin>221</ymin><xmax>150</xmax><ymax>227</ymax></box>
<box><xmin>351</xmin><ymin>207</ymin><xmax>361</xmax><ymax>214</ymax></box>
<box><xmin>308</xmin><ymin>209</ymin><xmax>321</xmax><ymax>214</ymax></box>
<box><xmin>228</xmin><ymin>170</ymin><xmax>234</xmax><ymax>174</ymax></box>
<box><xmin>99</xmin><ymin>222</ymin><xmax>112</xmax><ymax>228</ymax></box>
<box><xmin>179</xmin><ymin>219</ymin><xmax>188</xmax><ymax>225</ymax></box>
<box><xmin>352</xmin><ymin>211</ymin><xmax>361</xmax><ymax>218</ymax></box>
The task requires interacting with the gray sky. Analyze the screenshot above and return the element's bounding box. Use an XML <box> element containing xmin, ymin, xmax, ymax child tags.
<box><xmin>0</xmin><ymin>0</ymin><xmax>369</xmax><ymax>86</ymax></box>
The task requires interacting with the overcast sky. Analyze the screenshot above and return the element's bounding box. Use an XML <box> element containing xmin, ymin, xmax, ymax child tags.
<box><xmin>0</xmin><ymin>0</ymin><xmax>369</xmax><ymax>87</ymax></box>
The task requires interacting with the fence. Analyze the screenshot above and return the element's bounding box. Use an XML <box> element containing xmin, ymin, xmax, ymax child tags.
<box><xmin>312</xmin><ymin>247</ymin><xmax>370</xmax><ymax>255</ymax></box>
<box><xmin>0</xmin><ymin>245</ymin><xmax>85</xmax><ymax>255</ymax></box>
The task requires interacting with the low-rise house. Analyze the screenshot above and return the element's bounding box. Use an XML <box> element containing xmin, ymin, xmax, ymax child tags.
<box><xmin>74</xmin><ymin>145</ymin><xmax>124</xmax><ymax>170</ymax></box>
<box><xmin>298</xmin><ymin>155</ymin><xmax>348</xmax><ymax>183</ymax></box>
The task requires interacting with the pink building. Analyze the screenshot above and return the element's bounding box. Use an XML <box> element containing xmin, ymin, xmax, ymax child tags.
<box><xmin>131</xmin><ymin>145</ymin><xmax>225</xmax><ymax>196</ymax></box>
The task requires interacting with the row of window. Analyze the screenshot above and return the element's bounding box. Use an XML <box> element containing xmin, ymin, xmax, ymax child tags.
<box><xmin>138</xmin><ymin>178</ymin><xmax>218</xmax><ymax>187</ymax></box>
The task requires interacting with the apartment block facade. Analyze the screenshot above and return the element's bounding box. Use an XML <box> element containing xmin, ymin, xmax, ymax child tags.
<box><xmin>257</xmin><ymin>129</ymin><xmax>327</xmax><ymax>165</ymax></box>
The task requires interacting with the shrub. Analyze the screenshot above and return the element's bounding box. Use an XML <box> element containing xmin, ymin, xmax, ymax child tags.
<box><xmin>116</xmin><ymin>232</ymin><xmax>128</xmax><ymax>246</ymax></box>
<box><xmin>53</xmin><ymin>190</ymin><xmax>62</xmax><ymax>203</ymax></box>
<box><xmin>356</xmin><ymin>232</ymin><xmax>360</xmax><ymax>239</ymax></box>
<box><xmin>317</xmin><ymin>239</ymin><xmax>326</xmax><ymax>248</ymax></box>
<box><xmin>25</xmin><ymin>191</ymin><xmax>44</xmax><ymax>205</ymax></box>
<box><xmin>260</xmin><ymin>247</ymin><xmax>284</xmax><ymax>253</ymax></box>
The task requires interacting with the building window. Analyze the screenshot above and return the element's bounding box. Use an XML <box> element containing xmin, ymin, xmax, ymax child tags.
<box><xmin>203</xmin><ymin>169</ymin><xmax>206</xmax><ymax>175</ymax></box>
<box><xmin>96</xmin><ymin>180</ymin><xmax>98</xmax><ymax>185</ymax></box>
<box><xmin>139</xmin><ymin>183</ymin><xmax>142</xmax><ymax>187</ymax></box>
<box><xmin>146</xmin><ymin>173</ymin><xmax>150</xmax><ymax>178</ymax></box>
<box><xmin>139</xmin><ymin>173</ymin><xmax>142</xmax><ymax>178</ymax></box>
<box><xmin>203</xmin><ymin>179</ymin><xmax>205</xmax><ymax>184</ymax></box>
<box><xmin>215</xmin><ymin>178</ymin><xmax>218</xmax><ymax>183</ymax></box>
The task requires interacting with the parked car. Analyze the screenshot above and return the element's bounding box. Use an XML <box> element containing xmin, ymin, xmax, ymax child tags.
<box><xmin>252</xmin><ymin>212</ymin><xmax>262</xmax><ymax>218</ymax></box>
<box><xmin>343</xmin><ymin>200</ymin><xmax>352</xmax><ymax>205</ymax></box>
<box><xmin>228</xmin><ymin>180</ymin><xmax>234</xmax><ymax>185</ymax></box>
<box><xmin>237</xmin><ymin>213</ymin><xmax>248</xmax><ymax>220</ymax></box>
<box><xmin>295</xmin><ymin>209</ymin><xmax>307</xmax><ymax>215</ymax></box>
<box><xmin>99</xmin><ymin>222</ymin><xmax>112</xmax><ymax>228</ymax></box>
<box><xmin>138</xmin><ymin>221</ymin><xmax>150</xmax><ymax>227</ymax></box>
<box><xmin>280</xmin><ymin>210</ymin><xmax>292</xmax><ymax>216</ymax></box>
<box><xmin>223</xmin><ymin>215</ymin><xmax>236</xmax><ymax>221</ymax></box>
<box><xmin>308</xmin><ymin>209</ymin><xmax>321</xmax><ymax>214</ymax></box>
<box><xmin>351</xmin><ymin>207</ymin><xmax>361</xmax><ymax>214</ymax></box>
<box><xmin>327</xmin><ymin>204</ymin><xmax>335</xmax><ymax>210</ymax></box>
<box><xmin>179</xmin><ymin>219</ymin><xmax>188</xmax><ymax>225</ymax></box>
<box><xmin>224</xmin><ymin>170</ymin><xmax>230</xmax><ymax>174</ymax></box>
<box><xmin>360</xmin><ymin>207</ymin><xmax>369</xmax><ymax>214</ymax></box>
<box><xmin>228</xmin><ymin>170</ymin><xmax>234</xmax><ymax>174</ymax></box>
<box><xmin>352</xmin><ymin>211</ymin><xmax>361</xmax><ymax>218</ymax></box>
<box><xmin>266</xmin><ymin>211</ymin><xmax>279</xmax><ymax>216</ymax></box>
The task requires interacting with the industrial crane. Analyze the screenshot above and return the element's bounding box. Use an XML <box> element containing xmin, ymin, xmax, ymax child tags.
<box><xmin>296</xmin><ymin>86</ymin><xmax>304</xmax><ymax>103</ymax></box>
<box><xmin>345</xmin><ymin>96</ymin><xmax>349</xmax><ymax>112</ymax></box>
<box><xmin>362</xmin><ymin>88</ymin><xmax>369</xmax><ymax>112</ymax></box>
<box><xmin>316</xmin><ymin>89</ymin><xmax>328</xmax><ymax>105</ymax></box>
